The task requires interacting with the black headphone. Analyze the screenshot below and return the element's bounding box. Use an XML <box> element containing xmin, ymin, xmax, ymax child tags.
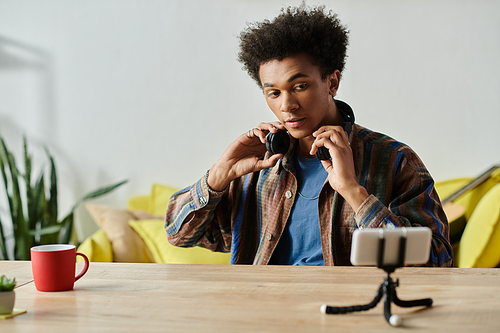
<box><xmin>266</xmin><ymin>100</ymin><xmax>355</xmax><ymax>160</ymax></box>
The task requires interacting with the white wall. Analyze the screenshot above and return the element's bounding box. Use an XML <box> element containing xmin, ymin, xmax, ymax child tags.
<box><xmin>1</xmin><ymin>0</ymin><xmax>499</xmax><ymax>241</ymax></box>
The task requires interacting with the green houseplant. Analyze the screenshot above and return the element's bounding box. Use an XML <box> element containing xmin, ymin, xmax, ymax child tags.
<box><xmin>0</xmin><ymin>275</ymin><xmax>16</xmax><ymax>314</ymax></box>
<box><xmin>0</xmin><ymin>134</ymin><xmax>127</xmax><ymax>260</ymax></box>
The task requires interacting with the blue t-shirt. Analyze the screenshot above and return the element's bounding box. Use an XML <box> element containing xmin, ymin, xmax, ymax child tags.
<box><xmin>270</xmin><ymin>153</ymin><xmax>328</xmax><ymax>265</ymax></box>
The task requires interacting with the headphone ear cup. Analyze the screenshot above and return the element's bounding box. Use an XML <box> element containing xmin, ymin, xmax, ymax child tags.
<box><xmin>315</xmin><ymin>122</ymin><xmax>352</xmax><ymax>160</ymax></box>
<box><xmin>265</xmin><ymin>134</ymin><xmax>274</xmax><ymax>154</ymax></box>
<box><xmin>266</xmin><ymin>130</ymin><xmax>290</xmax><ymax>155</ymax></box>
<box><xmin>315</xmin><ymin>147</ymin><xmax>330</xmax><ymax>160</ymax></box>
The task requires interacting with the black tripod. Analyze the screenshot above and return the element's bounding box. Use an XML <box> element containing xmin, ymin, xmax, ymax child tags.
<box><xmin>321</xmin><ymin>230</ymin><xmax>433</xmax><ymax>327</ymax></box>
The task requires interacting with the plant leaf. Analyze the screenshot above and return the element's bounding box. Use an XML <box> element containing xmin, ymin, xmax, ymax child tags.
<box><xmin>33</xmin><ymin>172</ymin><xmax>45</xmax><ymax>225</ymax></box>
<box><xmin>80</xmin><ymin>179</ymin><xmax>128</xmax><ymax>201</ymax></box>
<box><xmin>71</xmin><ymin>179</ymin><xmax>128</xmax><ymax>211</ymax></box>
<box><xmin>0</xmin><ymin>137</ymin><xmax>14</xmax><ymax>260</ymax></box>
<box><xmin>59</xmin><ymin>213</ymin><xmax>74</xmax><ymax>244</ymax></box>
<box><xmin>0</xmin><ymin>275</ymin><xmax>16</xmax><ymax>291</ymax></box>
<box><xmin>24</xmin><ymin>136</ymin><xmax>38</xmax><ymax>231</ymax></box>
<box><xmin>45</xmin><ymin>148</ymin><xmax>58</xmax><ymax>227</ymax></box>
<box><xmin>6</xmin><ymin>150</ymin><xmax>32</xmax><ymax>260</ymax></box>
<box><xmin>0</xmin><ymin>136</ymin><xmax>10</xmax><ymax>188</ymax></box>
<box><xmin>28</xmin><ymin>225</ymin><xmax>62</xmax><ymax>237</ymax></box>
<box><xmin>0</xmin><ymin>216</ymin><xmax>9</xmax><ymax>260</ymax></box>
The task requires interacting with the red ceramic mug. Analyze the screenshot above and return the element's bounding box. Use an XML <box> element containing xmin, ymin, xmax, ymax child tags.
<box><xmin>31</xmin><ymin>244</ymin><xmax>89</xmax><ymax>292</ymax></box>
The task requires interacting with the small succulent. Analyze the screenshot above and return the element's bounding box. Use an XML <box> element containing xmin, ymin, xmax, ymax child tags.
<box><xmin>0</xmin><ymin>275</ymin><xmax>16</xmax><ymax>292</ymax></box>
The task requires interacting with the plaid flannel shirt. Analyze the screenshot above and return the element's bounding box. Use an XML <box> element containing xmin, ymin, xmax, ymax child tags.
<box><xmin>165</xmin><ymin>124</ymin><xmax>453</xmax><ymax>266</ymax></box>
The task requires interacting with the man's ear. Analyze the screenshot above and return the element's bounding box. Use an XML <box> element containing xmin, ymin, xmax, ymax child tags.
<box><xmin>327</xmin><ymin>70</ymin><xmax>341</xmax><ymax>96</ymax></box>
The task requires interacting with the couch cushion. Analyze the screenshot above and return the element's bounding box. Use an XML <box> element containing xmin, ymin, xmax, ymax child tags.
<box><xmin>86</xmin><ymin>204</ymin><xmax>160</xmax><ymax>263</ymax></box>
<box><xmin>435</xmin><ymin>168</ymin><xmax>500</xmax><ymax>221</ymax></box>
<box><xmin>127</xmin><ymin>194</ymin><xmax>152</xmax><ymax>213</ymax></box>
<box><xmin>77</xmin><ymin>229</ymin><xmax>113</xmax><ymax>262</ymax></box>
<box><xmin>458</xmin><ymin>183</ymin><xmax>500</xmax><ymax>268</ymax></box>
<box><xmin>150</xmin><ymin>183</ymin><xmax>179</xmax><ymax>217</ymax></box>
<box><xmin>128</xmin><ymin>219</ymin><xmax>230</xmax><ymax>264</ymax></box>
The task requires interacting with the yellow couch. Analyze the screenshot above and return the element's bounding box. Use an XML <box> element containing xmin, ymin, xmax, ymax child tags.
<box><xmin>434</xmin><ymin>168</ymin><xmax>500</xmax><ymax>268</ymax></box>
<box><xmin>79</xmin><ymin>169</ymin><xmax>500</xmax><ymax>268</ymax></box>
<box><xmin>77</xmin><ymin>183</ymin><xmax>230</xmax><ymax>264</ymax></box>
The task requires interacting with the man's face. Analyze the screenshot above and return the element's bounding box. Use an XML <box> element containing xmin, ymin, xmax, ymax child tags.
<box><xmin>259</xmin><ymin>53</ymin><xmax>339</xmax><ymax>139</ymax></box>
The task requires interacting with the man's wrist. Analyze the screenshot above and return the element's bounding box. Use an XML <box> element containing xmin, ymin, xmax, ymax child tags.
<box><xmin>342</xmin><ymin>185</ymin><xmax>369</xmax><ymax>213</ymax></box>
<box><xmin>206</xmin><ymin>167</ymin><xmax>230</xmax><ymax>193</ymax></box>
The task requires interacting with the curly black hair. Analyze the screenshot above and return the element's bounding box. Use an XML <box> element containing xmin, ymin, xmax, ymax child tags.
<box><xmin>238</xmin><ymin>4</ymin><xmax>349</xmax><ymax>87</ymax></box>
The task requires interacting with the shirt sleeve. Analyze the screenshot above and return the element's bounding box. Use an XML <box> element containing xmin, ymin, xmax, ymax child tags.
<box><xmin>353</xmin><ymin>162</ymin><xmax>453</xmax><ymax>267</ymax></box>
<box><xmin>164</xmin><ymin>173</ymin><xmax>232</xmax><ymax>253</ymax></box>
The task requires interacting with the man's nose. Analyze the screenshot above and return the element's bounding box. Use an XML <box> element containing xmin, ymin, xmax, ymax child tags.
<box><xmin>280</xmin><ymin>92</ymin><xmax>299</xmax><ymax>113</ymax></box>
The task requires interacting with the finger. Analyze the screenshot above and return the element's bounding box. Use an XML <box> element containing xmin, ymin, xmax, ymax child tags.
<box><xmin>245</xmin><ymin>126</ymin><xmax>269</xmax><ymax>144</ymax></box>
<box><xmin>270</xmin><ymin>121</ymin><xmax>286</xmax><ymax>130</ymax></box>
<box><xmin>311</xmin><ymin>135</ymin><xmax>340</xmax><ymax>154</ymax></box>
<box><xmin>256</xmin><ymin>122</ymin><xmax>286</xmax><ymax>143</ymax></box>
<box><xmin>313</xmin><ymin>125</ymin><xmax>337</xmax><ymax>137</ymax></box>
<box><xmin>252</xmin><ymin>127</ymin><xmax>268</xmax><ymax>143</ymax></box>
<box><xmin>258</xmin><ymin>154</ymin><xmax>283</xmax><ymax>169</ymax></box>
<box><xmin>320</xmin><ymin>158</ymin><xmax>333</xmax><ymax>173</ymax></box>
<box><xmin>315</xmin><ymin>128</ymin><xmax>349</xmax><ymax>147</ymax></box>
<box><xmin>310</xmin><ymin>135</ymin><xmax>349</xmax><ymax>158</ymax></box>
<box><xmin>249</xmin><ymin>154</ymin><xmax>281</xmax><ymax>173</ymax></box>
<box><xmin>259</xmin><ymin>122</ymin><xmax>285</xmax><ymax>134</ymax></box>
<box><xmin>316</xmin><ymin>134</ymin><xmax>347</xmax><ymax>148</ymax></box>
<box><xmin>313</xmin><ymin>125</ymin><xmax>348</xmax><ymax>138</ymax></box>
<box><xmin>337</xmin><ymin>126</ymin><xmax>349</xmax><ymax>143</ymax></box>
<box><xmin>313</xmin><ymin>126</ymin><xmax>327</xmax><ymax>137</ymax></box>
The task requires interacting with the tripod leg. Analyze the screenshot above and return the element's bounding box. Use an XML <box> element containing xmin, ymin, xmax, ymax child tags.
<box><xmin>384</xmin><ymin>283</ymin><xmax>403</xmax><ymax>327</ymax></box>
<box><xmin>321</xmin><ymin>285</ymin><xmax>384</xmax><ymax>315</ymax></box>
<box><xmin>392</xmin><ymin>287</ymin><xmax>433</xmax><ymax>308</ymax></box>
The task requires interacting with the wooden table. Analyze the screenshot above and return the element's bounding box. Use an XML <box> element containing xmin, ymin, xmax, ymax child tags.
<box><xmin>1</xmin><ymin>261</ymin><xmax>500</xmax><ymax>332</ymax></box>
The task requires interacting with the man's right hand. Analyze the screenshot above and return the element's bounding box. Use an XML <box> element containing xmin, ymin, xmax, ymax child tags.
<box><xmin>207</xmin><ymin>122</ymin><xmax>286</xmax><ymax>192</ymax></box>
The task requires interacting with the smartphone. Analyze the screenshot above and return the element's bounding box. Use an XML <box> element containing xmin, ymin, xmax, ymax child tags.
<box><xmin>350</xmin><ymin>227</ymin><xmax>432</xmax><ymax>266</ymax></box>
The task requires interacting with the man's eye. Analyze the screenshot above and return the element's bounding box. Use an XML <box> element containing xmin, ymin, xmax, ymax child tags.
<box><xmin>294</xmin><ymin>83</ymin><xmax>307</xmax><ymax>90</ymax></box>
<box><xmin>267</xmin><ymin>91</ymin><xmax>280</xmax><ymax>98</ymax></box>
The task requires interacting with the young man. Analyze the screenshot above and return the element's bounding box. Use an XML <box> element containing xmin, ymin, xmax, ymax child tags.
<box><xmin>165</xmin><ymin>5</ymin><xmax>453</xmax><ymax>266</ymax></box>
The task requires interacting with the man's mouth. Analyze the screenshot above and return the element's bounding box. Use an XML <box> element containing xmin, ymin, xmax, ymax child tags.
<box><xmin>285</xmin><ymin>118</ymin><xmax>306</xmax><ymax>128</ymax></box>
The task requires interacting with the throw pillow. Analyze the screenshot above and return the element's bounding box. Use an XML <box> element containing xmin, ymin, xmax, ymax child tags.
<box><xmin>150</xmin><ymin>183</ymin><xmax>179</xmax><ymax>217</ymax></box>
<box><xmin>86</xmin><ymin>204</ymin><xmax>160</xmax><ymax>262</ymax></box>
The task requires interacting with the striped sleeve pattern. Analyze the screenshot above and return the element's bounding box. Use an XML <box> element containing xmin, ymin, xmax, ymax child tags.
<box><xmin>353</xmin><ymin>127</ymin><xmax>453</xmax><ymax>267</ymax></box>
<box><xmin>164</xmin><ymin>124</ymin><xmax>453</xmax><ymax>267</ymax></box>
<box><xmin>165</xmin><ymin>175</ymin><xmax>231</xmax><ymax>253</ymax></box>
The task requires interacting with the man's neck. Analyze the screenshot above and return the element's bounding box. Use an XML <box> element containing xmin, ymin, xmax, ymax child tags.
<box><xmin>296</xmin><ymin>102</ymin><xmax>343</xmax><ymax>158</ymax></box>
<box><xmin>297</xmin><ymin>135</ymin><xmax>317</xmax><ymax>158</ymax></box>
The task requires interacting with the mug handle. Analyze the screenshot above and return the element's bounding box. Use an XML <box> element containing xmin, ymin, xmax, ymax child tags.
<box><xmin>75</xmin><ymin>252</ymin><xmax>90</xmax><ymax>282</ymax></box>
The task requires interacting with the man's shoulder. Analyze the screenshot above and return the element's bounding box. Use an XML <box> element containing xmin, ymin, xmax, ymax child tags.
<box><xmin>354</xmin><ymin>124</ymin><xmax>430</xmax><ymax>178</ymax></box>
<box><xmin>354</xmin><ymin>124</ymin><xmax>413</xmax><ymax>154</ymax></box>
